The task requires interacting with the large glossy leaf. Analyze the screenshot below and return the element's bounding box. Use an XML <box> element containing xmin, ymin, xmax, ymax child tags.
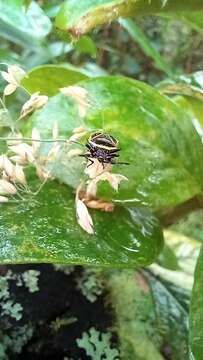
<box><xmin>146</xmin><ymin>271</ymin><xmax>189</xmax><ymax>360</ymax></box>
<box><xmin>107</xmin><ymin>270</ymin><xmax>164</xmax><ymax>360</ymax></box>
<box><xmin>189</xmin><ymin>244</ymin><xmax>203</xmax><ymax>360</ymax></box>
<box><xmin>21</xmin><ymin>65</ymin><xmax>88</xmax><ymax>96</ymax></box>
<box><xmin>0</xmin><ymin>0</ymin><xmax>51</xmax><ymax>47</ymax></box>
<box><xmin>55</xmin><ymin>0</ymin><xmax>203</xmax><ymax>37</ymax></box>
<box><xmin>158</xmin><ymin>72</ymin><xmax>203</xmax><ymax>139</ymax></box>
<box><xmin>0</xmin><ymin>181</ymin><xmax>163</xmax><ymax>266</ymax></box>
<box><xmin>107</xmin><ymin>269</ymin><xmax>189</xmax><ymax>360</ymax></box>
<box><xmin>27</xmin><ymin>76</ymin><xmax>203</xmax><ymax>210</ymax></box>
<box><xmin>174</xmin><ymin>96</ymin><xmax>203</xmax><ymax>142</ymax></box>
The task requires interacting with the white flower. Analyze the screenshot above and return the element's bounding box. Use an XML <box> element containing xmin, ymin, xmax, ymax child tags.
<box><xmin>73</xmin><ymin>126</ymin><xmax>87</xmax><ymax>134</ymax></box>
<box><xmin>0</xmin><ymin>155</ymin><xmax>15</xmax><ymax>178</ymax></box>
<box><xmin>13</xmin><ymin>164</ymin><xmax>26</xmax><ymax>184</ymax></box>
<box><xmin>60</xmin><ymin>86</ymin><xmax>90</xmax><ymax>117</ymax></box>
<box><xmin>69</xmin><ymin>131</ymin><xmax>87</xmax><ymax>143</ymax></box>
<box><xmin>85</xmin><ymin>159</ymin><xmax>128</xmax><ymax>196</ymax></box>
<box><xmin>85</xmin><ymin>159</ymin><xmax>112</xmax><ymax>179</ymax></box>
<box><xmin>10</xmin><ymin>156</ymin><xmax>26</xmax><ymax>165</ymax></box>
<box><xmin>0</xmin><ymin>179</ymin><xmax>17</xmax><ymax>195</ymax></box>
<box><xmin>36</xmin><ymin>166</ymin><xmax>51</xmax><ymax>180</ymax></box>
<box><xmin>9</xmin><ymin>143</ymin><xmax>35</xmax><ymax>163</ymax></box>
<box><xmin>0</xmin><ymin>195</ymin><xmax>8</xmax><ymax>203</ymax></box>
<box><xmin>1</xmin><ymin>65</ymin><xmax>26</xmax><ymax>96</ymax></box>
<box><xmin>76</xmin><ymin>198</ymin><xmax>94</xmax><ymax>235</ymax></box>
<box><xmin>97</xmin><ymin>172</ymin><xmax>128</xmax><ymax>191</ymax></box>
<box><xmin>20</xmin><ymin>92</ymin><xmax>48</xmax><ymax>117</ymax></box>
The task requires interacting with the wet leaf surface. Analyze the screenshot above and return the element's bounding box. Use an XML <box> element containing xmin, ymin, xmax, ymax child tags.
<box><xmin>0</xmin><ymin>181</ymin><xmax>163</xmax><ymax>266</ymax></box>
<box><xmin>27</xmin><ymin>76</ymin><xmax>203</xmax><ymax>210</ymax></box>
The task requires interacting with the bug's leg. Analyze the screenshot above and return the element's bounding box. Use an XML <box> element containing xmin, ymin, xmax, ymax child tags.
<box><xmin>87</xmin><ymin>158</ymin><xmax>94</xmax><ymax>167</ymax></box>
<box><xmin>110</xmin><ymin>154</ymin><xmax>119</xmax><ymax>158</ymax></box>
<box><xmin>85</xmin><ymin>143</ymin><xmax>91</xmax><ymax>150</ymax></box>
<box><xmin>79</xmin><ymin>152</ymin><xmax>91</xmax><ymax>158</ymax></box>
<box><xmin>109</xmin><ymin>148</ymin><xmax>121</xmax><ymax>153</ymax></box>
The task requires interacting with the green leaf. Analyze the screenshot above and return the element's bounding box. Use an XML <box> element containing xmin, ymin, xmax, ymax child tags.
<box><xmin>150</xmin><ymin>229</ymin><xmax>200</xmax><ymax>291</ymax></box>
<box><xmin>21</xmin><ymin>65</ymin><xmax>89</xmax><ymax>96</ymax></box>
<box><xmin>27</xmin><ymin>76</ymin><xmax>203</xmax><ymax>210</ymax></box>
<box><xmin>158</xmin><ymin>75</ymin><xmax>203</xmax><ymax>103</ymax></box>
<box><xmin>171</xmin><ymin>208</ymin><xmax>203</xmax><ymax>243</ymax></box>
<box><xmin>75</xmin><ymin>35</ymin><xmax>97</xmax><ymax>57</ymax></box>
<box><xmin>0</xmin><ymin>181</ymin><xmax>163</xmax><ymax>266</ymax></box>
<box><xmin>76</xmin><ymin>327</ymin><xmax>119</xmax><ymax>359</ymax></box>
<box><xmin>0</xmin><ymin>1</ymin><xmax>51</xmax><ymax>47</ymax></box>
<box><xmin>55</xmin><ymin>0</ymin><xmax>203</xmax><ymax>38</ymax></box>
<box><xmin>158</xmin><ymin>73</ymin><xmax>203</xmax><ymax>140</ymax></box>
<box><xmin>174</xmin><ymin>96</ymin><xmax>203</xmax><ymax>142</ymax></box>
<box><xmin>146</xmin><ymin>271</ymin><xmax>189</xmax><ymax>360</ymax></box>
<box><xmin>106</xmin><ymin>269</ymin><xmax>189</xmax><ymax>360</ymax></box>
<box><xmin>158</xmin><ymin>244</ymin><xmax>180</xmax><ymax>271</ymax></box>
<box><xmin>176</xmin><ymin>12</ymin><xmax>203</xmax><ymax>33</ymax></box>
<box><xmin>119</xmin><ymin>18</ymin><xmax>173</xmax><ymax>78</ymax></box>
<box><xmin>189</xmin><ymin>244</ymin><xmax>203</xmax><ymax>359</ymax></box>
<box><xmin>106</xmin><ymin>270</ymin><xmax>164</xmax><ymax>360</ymax></box>
<box><xmin>164</xmin><ymin>230</ymin><xmax>200</xmax><ymax>276</ymax></box>
<box><xmin>22</xmin><ymin>42</ymin><xmax>74</xmax><ymax>69</ymax></box>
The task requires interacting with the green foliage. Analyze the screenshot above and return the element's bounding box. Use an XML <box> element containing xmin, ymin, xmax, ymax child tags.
<box><xmin>50</xmin><ymin>316</ymin><xmax>77</xmax><ymax>332</ymax></box>
<box><xmin>119</xmin><ymin>18</ymin><xmax>173</xmax><ymax>77</ymax></box>
<box><xmin>0</xmin><ymin>1</ymin><xmax>51</xmax><ymax>47</ymax></box>
<box><xmin>189</xmin><ymin>245</ymin><xmax>203</xmax><ymax>359</ymax></box>
<box><xmin>0</xmin><ymin>272</ymin><xmax>23</xmax><ymax>321</ymax></box>
<box><xmin>106</xmin><ymin>269</ymin><xmax>189</xmax><ymax>360</ymax></box>
<box><xmin>21</xmin><ymin>65</ymin><xmax>88</xmax><ymax>96</ymax></box>
<box><xmin>106</xmin><ymin>270</ymin><xmax>163</xmax><ymax>360</ymax></box>
<box><xmin>0</xmin><ymin>324</ymin><xmax>34</xmax><ymax>359</ymax></box>
<box><xmin>76</xmin><ymin>268</ymin><xmax>104</xmax><ymax>302</ymax></box>
<box><xmin>55</xmin><ymin>0</ymin><xmax>203</xmax><ymax>38</ymax></box>
<box><xmin>172</xmin><ymin>210</ymin><xmax>203</xmax><ymax>243</ymax></box>
<box><xmin>147</xmin><ymin>272</ymin><xmax>189</xmax><ymax>359</ymax></box>
<box><xmin>158</xmin><ymin>244</ymin><xmax>180</xmax><ymax>271</ymax></box>
<box><xmin>1</xmin><ymin>300</ymin><xmax>23</xmax><ymax>321</ymax></box>
<box><xmin>76</xmin><ymin>327</ymin><xmax>119</xmax><ymax>359</ymax></box>
<box><xmin>28</xmin><ymin>75</ymin><xmax>203</xmax><ymax>209</ymax></box>
<box><xmin>22</xmin><ymin>270</ymin><xmax>40</xmax><ymax>293</ymax></box>
<box><xmin>75</xmin><ymin>36</ymin><xmax>97</xmax><ymax>57</ymax></box>
<box><xmin>0</xmin><ymin>182</ymin><xmax>163</xmax><ymax>266</ymax></box>
<box><xmin>1</xmin><ymin>1</ymin><xmax>203</xmax><ymax>357</ymax></box>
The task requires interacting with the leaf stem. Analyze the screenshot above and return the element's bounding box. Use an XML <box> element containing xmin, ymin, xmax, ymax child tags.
<box><xmin>157</xmin><ymin>194</ymin><xmax>203</xmax><ymax>227</ymax></box>
<box><xmin>0</xmin><ymin>137</ymin><xmax>68</xmax><ymax>143</ymax></box>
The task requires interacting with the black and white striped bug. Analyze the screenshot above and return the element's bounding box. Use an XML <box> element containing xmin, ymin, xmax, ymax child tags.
<box><xmin>79</xmin><ymin>132</ymin><xmax>129</xmax><ymax>168</ymax></box>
